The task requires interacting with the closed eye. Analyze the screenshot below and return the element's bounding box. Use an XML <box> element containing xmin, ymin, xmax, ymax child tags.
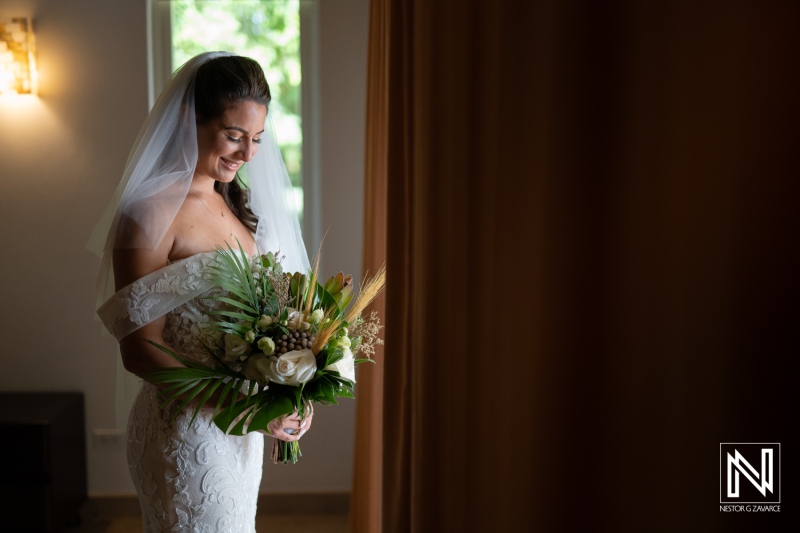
<box><xmin>227</xmin><ymin>135</ymin><xmax>262</xmax><ymax>144</ymax></box>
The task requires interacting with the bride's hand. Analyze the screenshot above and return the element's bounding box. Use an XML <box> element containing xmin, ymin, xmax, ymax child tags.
<box><xmin>264</xmin><ymin>404</ymin><xmax>314</xmax><ymax>442</ymax></box>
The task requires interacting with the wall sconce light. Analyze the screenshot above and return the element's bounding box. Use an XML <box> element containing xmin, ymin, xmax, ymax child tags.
<box><xmin>0</xmin><ymin>18</ymin><xmax>37</xmax><ymax>95</ymax></box>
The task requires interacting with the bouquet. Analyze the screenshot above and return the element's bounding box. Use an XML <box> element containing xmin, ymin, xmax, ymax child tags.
<box><xmin>148</xmin><ymin>243</ymin><xmax>385</xmax><ymax>463</ymax></box>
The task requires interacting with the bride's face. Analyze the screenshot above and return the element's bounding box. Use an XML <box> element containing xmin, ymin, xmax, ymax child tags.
<box><xmin>195</xmin><ymin>100</ymin><xmax>267</xmax><ymax>183</ymax></box>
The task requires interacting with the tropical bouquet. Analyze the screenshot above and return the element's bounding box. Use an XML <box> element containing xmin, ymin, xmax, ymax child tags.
<box><xmin>148</xmin><ymin>243</ymin><xmax>385</xmax><ymax>463</ymax></box>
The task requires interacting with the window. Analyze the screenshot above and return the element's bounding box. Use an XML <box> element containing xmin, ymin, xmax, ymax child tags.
<box><xmin>148</xmin><ymin>0</ymin><xmax>319</xmax><ymax>239</ymax></box>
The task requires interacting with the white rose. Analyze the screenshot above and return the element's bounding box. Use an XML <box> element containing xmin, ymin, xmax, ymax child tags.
<box><xmin>325</xmin><ymin>347</ymin><xmax>356</xmax><ymax>383</ymax></box>
<box><xmin>224</xmin><ymin>334</ymin><xmax>251</xmax><ymax>362</ymax></box>
<box><xmin>265</xmin><ymin>349</ymin><xmax>317</xmax><ymax>386</ymax></box>
<box><xmin>257</xmin><ymin>336</ymin><xmax>276</xmax><ymax>355</ymax></box>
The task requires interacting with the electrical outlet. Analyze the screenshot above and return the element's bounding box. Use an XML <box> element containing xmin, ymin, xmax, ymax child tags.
<box><xmin>92</xmin><ymin>429</ymin><xmax>126</xmax><ymax>451</ymax></box>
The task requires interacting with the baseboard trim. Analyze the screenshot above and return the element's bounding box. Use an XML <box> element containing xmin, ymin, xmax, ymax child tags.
<box><xmin>83</xmin><ymin>495</ymin><xmax>141</xmax><ymax>518</ymax></box>
<box><xmin>258</xmin><ymin>492</ymin><xmax>350</xmax><ymax>515</ymax></box>
<box><xmin>84</xmin><ymin>492</ymin><xmax>349</xmax><ymax>517</ymax></box>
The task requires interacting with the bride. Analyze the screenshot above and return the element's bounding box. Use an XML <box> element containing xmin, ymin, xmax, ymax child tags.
<box><xmin>93</xmin><ymin>52</ymin><xmax>312</xmax><ymax>531</ymax></box>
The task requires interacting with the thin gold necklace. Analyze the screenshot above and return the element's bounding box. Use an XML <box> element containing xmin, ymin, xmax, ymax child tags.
<box><xmin>197</xmin><ymin>195</ymin><xmax>236</xmax><ymax>243</ymax></box>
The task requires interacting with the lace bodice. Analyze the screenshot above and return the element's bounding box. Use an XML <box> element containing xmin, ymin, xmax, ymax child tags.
<box><xmin>97</xmin><ymin>251</ymin><xmax>264</xmax><ymax>532</ymax></box>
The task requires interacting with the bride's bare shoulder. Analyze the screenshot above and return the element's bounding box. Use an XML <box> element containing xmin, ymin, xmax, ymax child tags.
<box><xmin>111</xmin><ymin>191</ymin><xmax>216</xmax><ymax>288</ymax></box>
<box><xmin>112</xmin><ymin>242</ymin><xmax>172</xmax><ymax>292</ymax></box>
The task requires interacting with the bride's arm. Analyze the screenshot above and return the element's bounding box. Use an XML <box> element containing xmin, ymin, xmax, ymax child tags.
<box><xmin>113</xmin><ymin>243</ymin><xmax>181</xmax><ymax>377</ymax></box>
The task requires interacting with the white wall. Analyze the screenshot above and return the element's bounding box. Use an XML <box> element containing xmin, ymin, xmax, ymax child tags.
<box><xmin>0</xmin><ymin>0</ymin><xmax>368</xmax><ymax>496</ymax></box>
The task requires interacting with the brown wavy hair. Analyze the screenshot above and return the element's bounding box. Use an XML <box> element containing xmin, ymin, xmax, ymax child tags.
<box><xmin>194</xmin><ymin>55</ymin><xmax>270</xmax><ymax>232</ymax></box>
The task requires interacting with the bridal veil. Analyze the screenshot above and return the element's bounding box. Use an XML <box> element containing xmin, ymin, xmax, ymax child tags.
<box><xmin>87</xmin><ymin>51</ymin><xmax>310</xmax><ymax>426</ymax></box>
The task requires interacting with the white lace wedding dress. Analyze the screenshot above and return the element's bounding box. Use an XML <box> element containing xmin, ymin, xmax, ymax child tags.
<box><xmin>97</xmin><ymin>251</ymin><xmax>263</xmax><ymax>532</ymax></box>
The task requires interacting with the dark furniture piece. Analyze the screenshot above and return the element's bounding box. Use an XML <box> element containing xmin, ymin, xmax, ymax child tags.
<box><xmin>0</xmin><ymin>392</ymin><xmax>87</xmax><ymax>532</ymax></box>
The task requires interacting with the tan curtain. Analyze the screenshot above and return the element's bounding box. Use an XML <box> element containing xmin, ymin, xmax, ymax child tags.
<box><xmin>349</xmin><ymin>1</ymin><xmax>389</xmax><ymax>532</ymax></box>
<box><xmin>358</xmin><ymin>1</ymin><xmax>800</xmax><ymax>531</ymax></box>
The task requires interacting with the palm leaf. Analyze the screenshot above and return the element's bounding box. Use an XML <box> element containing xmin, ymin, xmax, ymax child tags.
<box><xmin>211</xmin><ymin>310</ymin><xmax>257</xmax><ymax>322</ymax></box>
<box><xmin>204</xmin><ymin>275</ymin><xmax>252</xmax><ymax>302</ymax></box>
<box><xmin>173</xmin><ymin>380</ymin><xmax>210</xmax><ymax>421</ymax></box>
<box><xmin>208</xmin><ymin>320</ymin><xmax>249</xmax><ymax>335</ymax></box>
<box><xmin>209</xmin><ymin>296</ymin><xmax>258</xmax><ymax>315</ymax></box>
<box><xmin>207</xmin><ymin>263</ymin><xmax>251</xmax><ymax>306</ymax></box>
<box><xmin>214</xmin><ymin>379</ymin><xmax>238</xmax><ymax>420</ymax></box>
<box><xmin>207</xmin><ymin>283</ymin><xmax>251</xmax><ymax>304</ymax></box>
<box><xmin>144</xmin><ymin>338</ymin><xmax>254</xmax><ymax>427</ymax></box>
<box><xmin>148</xmin><ymin>367</ymin><xmax>219</xmax><ymax>382</ymax></box>
<box><xmin>156</xmin><ymin>379</ymin><xmax>207</xmax><ymax>424</ymax></box>
<box><xmin>187</xmin><ymin>379</ymin><xmax>223</xmax><ymax>428</ymax></box>
<box><xmin>210</xmin><ymin>243</ymin><xmax>259</xmax><ymax>309</ymax></box>
<box><xmin>160</xmin><ymin>379</ymin><xmax>203</xmax><ymax>403</ymax></box>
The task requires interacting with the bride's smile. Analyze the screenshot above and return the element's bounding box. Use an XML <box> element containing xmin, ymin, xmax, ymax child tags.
<box><xmin>195</xmin><ymin>99</ymin><xmax>267</xmax><ymax>184</ymax></box>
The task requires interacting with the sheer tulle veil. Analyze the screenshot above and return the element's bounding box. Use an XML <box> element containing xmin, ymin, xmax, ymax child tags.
<box><xmin>87</xmin><ymin>51</ymin><xmax>310</xmax><ymax>427</ymax></box>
